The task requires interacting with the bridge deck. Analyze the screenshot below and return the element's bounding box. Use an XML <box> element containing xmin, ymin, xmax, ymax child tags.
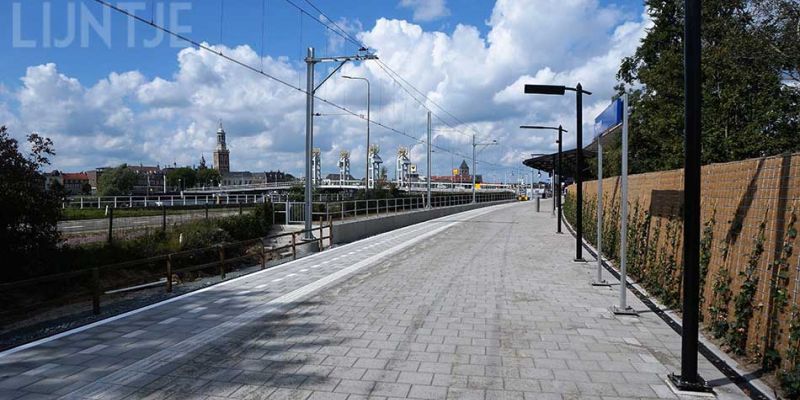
<box><xmin>0</xmin><ymin>202</ymin><xmax>748</xmax><ymax>399</ymax></box>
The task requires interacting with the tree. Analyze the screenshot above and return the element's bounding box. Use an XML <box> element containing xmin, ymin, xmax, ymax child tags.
<box><xmin>616</xmin><ymin>0</ymin><xmax>800</xmax><ymax>174</ymax></box>
<box><xmin>98</xmin><ymin>164</ymin><xmax>137</xmax><ymax>196</ymax></box>
<box><xmin>0</xmin><ymin>126</ymin><xmax>62</xmax><ymax>281</ymax></box>
<box><xmin>166</xmin><ymin>167</ymin><xmax>197</xmax><ymax>190</ymax></box>
<box><xmin>81</xmin><ymin>182</ymin><xmax>92</xmax><ymax>195</ymax></box>
<box><xmin>196</xmin><ymin>168</ymin><xmax>221</xmax><ymax>187</ymax></box>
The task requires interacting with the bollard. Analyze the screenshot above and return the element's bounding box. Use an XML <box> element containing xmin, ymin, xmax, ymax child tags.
<box><xmin>166</xmin><ymin>254</ymin><xmax>173</xmax><ymax>293</ymax></box>
<box><xmin>218</xmin><ymin>246</ymin><xmax>226</xmax><ymax>279</ymax></box>
<box><xmin>91</xmin><ymin>267</ymin><xmax>101</xmax><ymax>315</ymax></box>
<box><xmin>536</xmin><ymin>196</ymin><xmax>540</xmax><ymax>212</ymax></box>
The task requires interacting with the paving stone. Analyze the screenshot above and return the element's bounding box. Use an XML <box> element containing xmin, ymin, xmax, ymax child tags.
<box><xmin>0</xmin><ymin>204</ymin><xmax>751</xmax><ymax>399</ymax></box>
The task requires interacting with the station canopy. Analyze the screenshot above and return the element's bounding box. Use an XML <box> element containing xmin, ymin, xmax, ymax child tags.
<box><xmin>522</xmin><ymin>97</ymin><xmax>623</xmax><ymax>180</ymax></box>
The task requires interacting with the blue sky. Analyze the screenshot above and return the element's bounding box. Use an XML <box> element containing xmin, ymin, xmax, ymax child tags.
<box><xmin>0</xmin><ymin>0</ymin><xmax>648</xmax><ymax>179</ymax></box>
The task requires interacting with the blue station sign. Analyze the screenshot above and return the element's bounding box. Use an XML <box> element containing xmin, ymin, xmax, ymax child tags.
<box><xmin>594</xmin><ymin>98</ymin><xmax>623</xmax><ymax>138</ymax></box>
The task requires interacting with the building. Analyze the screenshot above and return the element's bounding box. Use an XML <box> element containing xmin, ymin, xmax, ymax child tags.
<box><xmin>63</xmin><ymin>172</ymin><xmax>90</xmax><ymax>194</ymax></box>
<box><xmin>459</xmin><ymin>160</ymin><xmax>470</xmax><ymax>177</ymax></box>
<box><xmin>220</xmin><ymin>170</ymin><xmax>296</xmax><ymax>186</ymax></box>
<box><xmin>213</xmin><ymin>122</ymin><xmax>230</xmax><ymax>174</ymax></box>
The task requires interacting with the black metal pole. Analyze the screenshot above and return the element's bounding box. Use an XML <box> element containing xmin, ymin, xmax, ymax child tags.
<box><xmin>557</xmin><ymin>126</ymin><xmax>563</xmax><ymax>234</ymax></box>
<box><xmin>162</xmin><ymin>206</ymin><xmax>166</xmax><ymax>233</ymax></box>
<box><xmin>575</xmin><ymin>83</ymin><xmax>585</xmax><ymax>261</ymax></box>
<box><xmin>670</xmin><ymin>0</ymin><xmax>706</xmax><ymax>392</ymax></box>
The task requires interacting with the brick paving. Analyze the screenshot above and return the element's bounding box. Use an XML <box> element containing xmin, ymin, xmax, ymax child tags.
<box><xmin>0</xmin><ymin>202</ymin><xmax>748</xmax><ymax>399</ymax></box>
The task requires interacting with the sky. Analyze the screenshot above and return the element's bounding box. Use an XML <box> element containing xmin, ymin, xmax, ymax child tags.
<box><xmin>0</xmin><ymin>0</ymin><xmax>650</xmax><ymax>182</ymax></box>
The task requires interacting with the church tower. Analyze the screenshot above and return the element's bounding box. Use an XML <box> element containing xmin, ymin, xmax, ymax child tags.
<box><xmin>213</xmin><ymin>122</ymin><xmax>230</xmax><ymax>174</ymax></box>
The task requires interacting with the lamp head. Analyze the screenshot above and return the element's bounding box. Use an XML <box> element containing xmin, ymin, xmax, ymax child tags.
<box><xmin>524</xmin><ymin>84</ymin><xmax>566</xmax><ymax>95</ymax></box>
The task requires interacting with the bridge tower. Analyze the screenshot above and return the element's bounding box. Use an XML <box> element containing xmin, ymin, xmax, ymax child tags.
<box><xmin>312</xmin><ymin>148</ymin><xmax>321</xmax><ymax>186</ymax></box>
<box><xmin>368</xmin><ymin>144</ymin><xmax>382</xmax><ymax>189</ymax></box>
<box><xmin>338</xmin><ymin>150</ymin><xmax>351</xmax><ymax>184</ymax></box>
<box><xmin>396</xmin><ymin>147</ymin><xmax>411</xmax><ymax>188</ymax></box>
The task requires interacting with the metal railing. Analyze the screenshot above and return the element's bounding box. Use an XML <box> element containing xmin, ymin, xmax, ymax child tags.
<box><xmin>273</xmin><ymin>192</ymin><xmax>515</xmax><ymax>225</ymax></box>
<box><xmin>0</xmin><ymin>221</ymin><xmax>333</xmax><ymax>324</ymax></box>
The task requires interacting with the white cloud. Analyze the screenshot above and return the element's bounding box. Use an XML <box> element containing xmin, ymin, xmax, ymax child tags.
<box><xmin>399</xmin><ymin>0</ymin><xmax>450</xmax><ymax>22</ymax></box>
<box><xmin>2</xmin><ymin>1</ymin><xmax>650</xmax><ymax>180</ymax></box>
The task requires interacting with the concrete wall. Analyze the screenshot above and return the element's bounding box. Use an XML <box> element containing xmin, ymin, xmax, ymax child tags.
<box><xmin>566</xmin><ymin>152</ymin><xmax>800</xmax><ymax>370</ymax></box>
<box><xmin>331</xmin><ymin>200</ymin><xmax>514</xmax><ymax>245</ymax></box>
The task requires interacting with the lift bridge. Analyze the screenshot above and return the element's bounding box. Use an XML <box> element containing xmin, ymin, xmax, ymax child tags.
<box><xmin>182</xmin><ymin>179</ymin><xmax>517</xmax><ymax>195</ymax></box>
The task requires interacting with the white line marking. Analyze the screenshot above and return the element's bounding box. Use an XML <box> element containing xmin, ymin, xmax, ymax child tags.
<box><xmin>23</xmin><ymin>363</ymin><xmax>59</xmax><ymax>376</ymax></box>
<box><xmin>299</xmin><ymin>269</ymin><xmax>308</xmax><ymax>272</ymax></box>
<box><xmin>255</xmin><ymin>284</ymin><xmax>267</xmax><ymax>289</ymax></box>
<box><xmin>272</xmin><ymin>278</ymin><xmax>283</xmax><ymax>282</ymax></box>
<box><xmin>0</xmin><ymin>202</ymin><xmax>513</xmax><ymax>358</ymax></box>
<box><xmin>158</xmin><ymin>317</ymin><xmax>179</xmax><ymax>325</ymax></box>
<box><xmin>122</xmin><ymin>330</ymin><xmax>145</xmax><ymax>338</ymax></box>
<box><xmin>79</xmin><ymin>344</ymin><xmax>108</xmax><ymax>354</ymax></box>
<box><xmin>62</xmin><ymin>226</ymin><xmax>85</xmax><ymax>229</ymax></box>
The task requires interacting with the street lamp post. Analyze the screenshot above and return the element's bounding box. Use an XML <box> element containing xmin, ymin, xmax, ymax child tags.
<box><xmin>342</xmin><ymin>75</ymin><xmax>370</xmax><ymax>198</ymax></box>
<box><xmin>472</xmin><ymin>136</ymin><xmax>497</xmax><ymax>203</ymax></box>
<box><xmin>520</xmin><ymin>125</ymin><xmax>566</xmax><ymax>234</ymax></box>
<box><xmin>668</xmin><ymin>0</ymin><xmax>711</xmax><ymax>393</ymax></box>
<box><xmin>524</xmin><ymin>84</ymin><xmax>592</xmax><ymax>261</ymax></box>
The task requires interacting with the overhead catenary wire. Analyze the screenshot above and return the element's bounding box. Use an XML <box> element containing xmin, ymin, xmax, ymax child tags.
<box><xmin>290</xmin><ymin>0</ymin><xmax>487</xmax><ymax>143</ymax></box>
<box><xmin>91</xmin><ymin>0</ymin><xmax>495</xmax><ymax>168</ymax></box>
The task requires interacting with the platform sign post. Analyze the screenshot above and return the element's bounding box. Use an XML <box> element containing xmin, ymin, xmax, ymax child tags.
<box><xmin>591</xmin><ymin>98</ymin><xmax>623</xmax><ymax>287</ymax></box>
<box><xmin>612</xmin><ymin>94</ymin><xmax>637</xmax><ymax>316</ymax></box>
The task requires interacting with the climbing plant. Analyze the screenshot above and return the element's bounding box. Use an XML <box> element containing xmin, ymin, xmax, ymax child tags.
<box><xmin>709</xmin><ymin>266</ymin><xmax>733</xmax><ymax>339</ymax></box>
<box><xmin>728</xmin><ymin>218</ymin><xmax>768</xmax><ymax>355</ymax></box>
<box><xmin>765</xmin><ymin>209</ymin><xmax>798</xmax><ymax>370</ymax></box>
<box><xmin>780</xmin><ymin>307</ymin><xmax>800</xmax><ymax>398</ymax></box>
<box><xmin>699</xmin><ymin>210</ymin><xmax>717</xmax><ymax>321</ymax></box>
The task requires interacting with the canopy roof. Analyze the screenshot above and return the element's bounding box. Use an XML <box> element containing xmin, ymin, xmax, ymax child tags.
<box><xmin>521</xmin><ymin>123</ymin><xmax>620</xmax><ymax>180</ymax></box>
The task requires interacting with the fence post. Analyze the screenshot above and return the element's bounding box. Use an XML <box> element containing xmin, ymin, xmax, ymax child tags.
<box><xmin>291</xmin><ymin>233</ymin><xmax>297</xmax><ymax>260</ymax></box>
<box><xmin>318</xmin><ymin>217</ymin><xmax>323</xmax><ymax>251</ymax></box>
<box><xmin>107</xmin><ymin>207</ymin><xmax>114</xmax><ymax>245</ymax></box>
<box><xmin>218</xmin><ymin>246</ymin><xmax>226</xmax><ymax>279</ymax></box>
<box><xmin>260</xmin><ymin>246</ymin><xmax>267</xmax><ymax>270</ymax></box>
<box><xmin>166</xmin><ymin>254</ymin><xmax>173</xmax><ymax>293</ymax></box>
<box><xmin>205</xmin><ymin>203</ymin><xmax>209</xmax><ymax>220</ymax></box>
<box><xmin>239</xmin><ymin>203</ymin><xmax>243</xmax><ymax>216</ymax></box>
<box><xmin>328</xmin><ymin>216</ymin><xmax>333</xmax><ymax>248</ymax></box>
<box><xmin>129</xmin><ymin>196</ymin><xmax>133</xmax><ymax>208</ymax></box>
<box><xmin>162</xmin><ymin>206</ymin><xmax>167</xmax><ymax>233</ymax></box>
<box><xmin>91</xmin><ymin>267</ymin><xmax>101</xmax><ymax>315</ymax></box>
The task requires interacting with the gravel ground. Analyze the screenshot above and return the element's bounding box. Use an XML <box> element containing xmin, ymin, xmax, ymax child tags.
<box><xmin>0</xmin><ymin>227</ymin><xmax>321</xmax><ymax>352</ymax></box>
